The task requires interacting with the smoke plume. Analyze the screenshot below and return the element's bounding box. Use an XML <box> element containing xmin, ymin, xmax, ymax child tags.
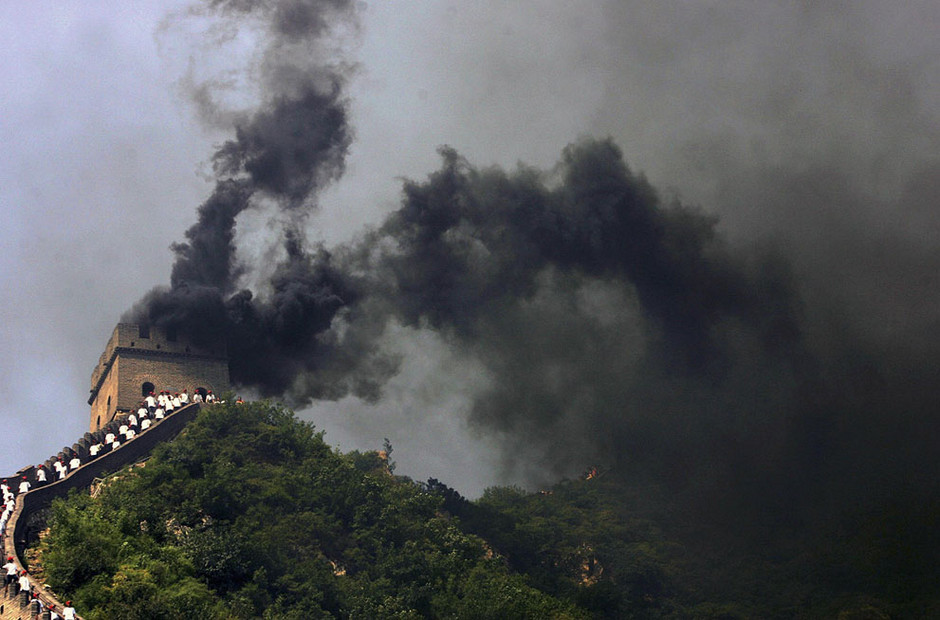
<box><xmin>125</xmin><ymin>1</ymin><xmax>940</xmax><ymax>544</ymax></box>
<box><xmin>127</xmin><ymin>0</ymin><xmax>374</xmax><ymax>401</ymax></box>
<box><xmin>342</xmin><ymin>140</ymin><xmax>818</xmax><ymax>500</ymax></box>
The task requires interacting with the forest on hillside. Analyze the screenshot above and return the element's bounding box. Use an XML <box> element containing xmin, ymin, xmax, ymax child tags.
<box><xmin>34</xmin><ymin>402</ymin><xmax>940</xmax><ymax>618</ymax></box>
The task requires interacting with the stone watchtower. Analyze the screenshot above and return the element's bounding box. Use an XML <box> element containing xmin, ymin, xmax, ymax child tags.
<box><xmin>88</xmin><ymin>323</ymin><xmax>229</xmax><ymax>432</ymax></box>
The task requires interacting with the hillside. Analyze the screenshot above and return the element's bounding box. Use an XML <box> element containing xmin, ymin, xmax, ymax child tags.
<box><xmin>34</xmin><ymin>401</ymin><xmax>940</xmax><ymax>618</ymax></box>
<box><xmin>34</xmin><ymin>401</ymin><xmax>582</xmax><ymax>619</ymax></box>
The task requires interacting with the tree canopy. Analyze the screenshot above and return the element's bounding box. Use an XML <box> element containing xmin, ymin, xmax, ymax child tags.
<box><xmin>39</xmin><ymin>401</ymin><xmax>581</xmax><ymax>619</ymax></box>
<box><xmin>37</xmin><ymin>400</ymin><xmax>940</xmax><ymax>618</ymax></box>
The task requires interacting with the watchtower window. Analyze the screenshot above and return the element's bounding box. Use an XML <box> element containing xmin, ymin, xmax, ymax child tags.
<box><xmin>139</xmin><ymin>324</ymin><xmax>150</xmax><ymax>339</ymax></box>
<box><xmin>142</xmin><ymin>382</ymin><xmax>155</xmax><ymax>397</ymax></box>
<box><xmin>196</xmin><ymin>387</ymin><xmax>208</xmax><ymax>398</ymax></box>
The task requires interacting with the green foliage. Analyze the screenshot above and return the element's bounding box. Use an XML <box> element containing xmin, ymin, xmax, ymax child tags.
<box><xmin>425</xmin><ymin>473</ymin><xmax>940</xmax><ymax>618</ymax></box>
<box><xmin>41</xmin><ymin>491</ymin><xmax>123</xmax><ymax>591</ymax></box>
<box><xmin>39</xmin><ymin>401</ymin><xmax>578</xmax><ymax>618</ymax></box>
<box><xmin>440</xmin><ymin>479</ymin><xmax>686</xmax><ymax>618</ymax></box>
<box><xmin>44</xmin><ymin>399</ymin><xmax>931</xmax><ymax>618</ymax></box>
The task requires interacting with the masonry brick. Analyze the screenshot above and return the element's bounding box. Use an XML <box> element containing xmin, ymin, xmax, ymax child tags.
<box><xmin>88</xmin><ymin>324</ymin><xmax>228</xmax><ymax>432</ymax></box>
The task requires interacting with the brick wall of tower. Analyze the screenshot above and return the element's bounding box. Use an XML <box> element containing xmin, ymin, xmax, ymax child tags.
<box><xmin>115</xmin><ymin>350</ymin><xmax>229</xmax><ymax>408</ymax></box>
<box><xmin>89</xmin><ymin>324</ymin><xmax>229</xmax><ymax>433</ymax></box>
<box><xmin>89</xmin><ymin>356</ymin><xmax>122</xmax><ymax>431</ymax></box>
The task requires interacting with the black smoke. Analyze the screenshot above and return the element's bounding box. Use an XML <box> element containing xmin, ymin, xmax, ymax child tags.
<box><xmin>125</xmin><ymin>2</ymin><xmax>940</xmax><ymax>557</ymax></box>
<box><xmin>126</xmin><ymin>0</ymin><xmax>370</xmax><ymax>402</ymax></box>
<box><xmin>344</xmin><ymin>137</ymin><xmax>940</xmax><ymax>572</ymax></box>
<box><xmin>371</xmin><ymin>141</ymin><xmax>803</xmax><ymax>366</ymax></box>
<box><xmin>345</xmin><ymin>140</ymin><xmax>818</xmax><ymax>499</ymax></box>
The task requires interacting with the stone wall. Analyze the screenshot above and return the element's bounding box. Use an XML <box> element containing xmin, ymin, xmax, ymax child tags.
<box><xmin>88</xmin><ymin>324</ymin><xmax>227</xmax><ymax>431</ymax></box>
<box><xmin>1</xmin><ymin>403</ymin><xmax>204</xmax><ymax>620</ymax></box>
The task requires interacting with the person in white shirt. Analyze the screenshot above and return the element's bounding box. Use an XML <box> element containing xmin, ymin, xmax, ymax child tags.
<box><xmin>145</xmin><ymin>392</ymin><xmax>157</xmax><ymax>411</ymax></box>
<box><xmin>105</xmin><ymin>431</ymin><xmax>116</xmax><ymax>444</ymax></box>
<box><xmin>36</xmin><ymin>467</ymin><xmax>46</xmax><ymax>484</ymax></box>
<box><xmin>154</xmin><ymin>407</ymin><xmax>165</xmax><ymax>419</ymax></box>
<box><xmin>180</xmin><ymin>389</ymin><xmax>189</xmax><ymax>404</ymax></box>
<box><xmin>69</xmin><ymin>456</ymin><xmax>81</xmax><ymax>471</ymax></box>
<box><xmin>18</xmin><ymin>477</ymin><xmax>30</xmax><ymax>494</ymax></box>
<box><xmin>193</xmin><ymin>391</ymin><xmax>204</xmax><ymax>403</ymax></box>
<box><xmin>63</xmin><ymin>601</ymin><xmax>77</xmax><ymax>620</ymax></box>
<box><xmin>128</xmin><ymin>413</ymin><xmax>138</xmax><ymax>427</ymax></box>
<box><xmin>18</xmin><ymin>570</ymin><xmax>29</xmax><ymax>596</ymax></box>
<box><xmin>119</xmin><ymin>424</ymin><xmax>129</xmax><ymax>437</ymax></box>
<box><xmin>125</xmin><ymin>429</ymin><xmax>136</xmax><ymax>440</ymax></box>
<box><xmin>111</xmin><ymin>438</ymin><xmax>121</xmax><ymax>451</ymax></box>
<box><xmin>140</xmin><ymin>418</ymin><xmax>152</xmax><ymax>430</ymax></box>
<box><xmin>89</xmin><ymin>443</ymin><xmax>103</xmax><ymax>457</ymax></box>
<box><xmin>3</xmin><ymin>556</ymin><xmax>17</xmax><ymax>585</ymax></box>
<box><xmin>172</xmin><ymin>393</ymin><xmax>182</xmax><ymax>408</ymax></box>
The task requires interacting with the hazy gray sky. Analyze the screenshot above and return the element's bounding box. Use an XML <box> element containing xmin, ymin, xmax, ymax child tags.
<box><xmin>2</xmin><ymin>1</ymin><xmax>939</xmax><ymax>496</ymax></box>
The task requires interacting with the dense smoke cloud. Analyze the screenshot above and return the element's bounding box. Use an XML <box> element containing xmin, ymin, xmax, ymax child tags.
<box><xmin>370</xmin><ymin>140</ymin><xmax>802</xmax><ymax>365</ymax></box>
<box><xmin>353</xmin><ymin>137</ymin><xmax>940</xmax><ymax>528</ymax></box>
<box><xmin>122</xmin><ymin>0</ymin><xmax>940</xmax><ymax>535</ymax></box>
<box><xmin>127</xmin><ymin>0</ymin><xmax>367</xmax><ymax>400</ymax></box>
<box><xmin>342</xmin><ymin>140</ymin><xmax>820</xmax><ymax>503</ymax></box>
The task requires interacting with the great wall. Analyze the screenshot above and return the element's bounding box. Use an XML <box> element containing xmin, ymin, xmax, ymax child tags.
<box><xmin>0</xmin><ymin>323</ymin><xmax>229</xmax><ymax>619</ymax></box>
<box><xmin>0</xmin><ymin>401</ymin><xmax>205</xmax><ymax>619</ymax></box>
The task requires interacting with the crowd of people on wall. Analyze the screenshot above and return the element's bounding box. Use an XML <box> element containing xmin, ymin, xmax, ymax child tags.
<box><xmin>2</xmin><ymin>388</ymin><xmax>225</xmax><ymax>533</ymax></box>
<box><xmin>3</xmin><ymin>480</ymin><xmax>79</xmax><ymax>618</ymax></box>
<box><xmin>0</xmin><ymin>386</ymin><xmax>225</xmax><ymax>619</ymax></box>
<box><xmin>38</xmin><ymin>389</ymin><xmax>217</xmax><ymax>488</ymax></box>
